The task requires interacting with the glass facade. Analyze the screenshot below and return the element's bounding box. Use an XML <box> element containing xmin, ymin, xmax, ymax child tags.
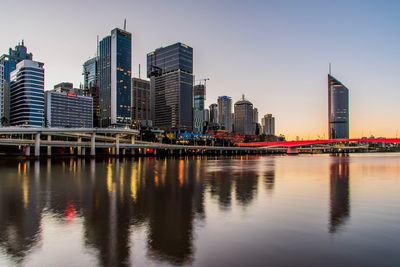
<box><xmin>209</xmin><ymin>103</ymin><xmax>218</xmax><ymax>124</ymax></box>
<box><xmin>10</xmin><ymin>60</ymin><xmax>44</xmax><ymax>127</ymax></box>
<box><xmin>147</xmin><ymin>43</ymin><xmax>193</xmax><ymax>131</ymax></box>
<box><xmin>99</xmin><ymin>28</ymin><xmax>132</xmax><ymax>127</ymax></box>
<box><xmin>328</xmin><ymin>74</ymin><xmax>349</xmax><ymax>139</ymax></box>
<box><xmin>193</xmin><ymin>84</ymin><xmax>205</xmax><ymax>133</ymax></box>
<box><xmin>234</xmin><ymin>96</ymin><xmax>254</xmax><ymax>135</ymax></box>
<box><xmin>1</xmin><ymin>41</ymin><xmax>33</xmax><ymax>122</ymax></box>
<box><xmin>0</xmin><ymin>62</ymin><xmax>3</xmax><ymax>121</ymax></box>
<box><xmin>217</xmin><ymin>96</ymin><xmax>232</xmax><ymax>132</ymax></box>
<box><xmin>83</xmin><ymin>57</ymin><xmax>99</xmax><ymax>127</ymax></box>
<box><xmin>132</xmin><ymin>78</ymin><xmax>151</xmax><ymax>127</ymax></box>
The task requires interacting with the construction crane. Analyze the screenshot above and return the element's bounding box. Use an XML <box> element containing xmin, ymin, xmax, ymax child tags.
<box><xmin>195</xmin><ymin>78</ymin><xmax>210</xmax><ymax>86</ymax></box>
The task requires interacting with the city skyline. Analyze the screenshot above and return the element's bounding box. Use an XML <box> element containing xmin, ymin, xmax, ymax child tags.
<box><xmin>1</xmin><ymin>0</ymin><xmax>399</xmax><ymax>139</ymax></box>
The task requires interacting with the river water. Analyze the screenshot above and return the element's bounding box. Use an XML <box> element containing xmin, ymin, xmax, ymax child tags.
<box><xmin>0</xmin><ymin>154</ymin><xmax>399</xmax><ymax>266</ymax></box>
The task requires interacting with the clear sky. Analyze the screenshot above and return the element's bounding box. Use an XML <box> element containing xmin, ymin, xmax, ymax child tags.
<box><xmin>1</xmin><ymin>0</ymin><xmax>399</xmax><ymax>139</ymax></box>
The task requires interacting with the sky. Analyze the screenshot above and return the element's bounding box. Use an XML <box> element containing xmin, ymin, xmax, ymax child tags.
<box><xmin>1</xmin><ymin>0</ymin><xmax>399</xmax><ymax>140</ymax></box>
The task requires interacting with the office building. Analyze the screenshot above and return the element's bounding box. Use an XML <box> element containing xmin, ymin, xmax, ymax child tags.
<box><xmin>209</xmin><ymin>103</ymin><xmax>218</xmax><ymax>124</ymax></box>
<box><xmin>147</xmin><ymin>42</ymin><xmax>193</xmax><ymax>131</ymax></box>
<box><xmin>132</xmin><ymin>77</ymin><xmax>151</xmax><ymax>128</ymax></box>
<box><xmin>0</xmin><ymin>41</ymin><xmax>33</xmax><ymax>122</ymax></box>
<box><xmin>193</xmin><ymin>84</ymin><xmax>206</xmax><ymax>133</ymax></box>
<box><xmin>10</xmin><ymin>60</ymin><xmax>44</xmax><ymax>127</ymax></box>
<box><xmin>83</xmin><ymin>57</ymin><xmax>100</xmax><ymax>127</ymax></box>
<box><xmin>261</xmin><ymin>114</ymin><xmax>275</xmax><ymax>135</ymax></box>
<box><xmin>45</xmin><ymin>83</ymin><xmax>93</xmax><ymax>128</ymax></box>
<box><xmin>234</xmin><ymin>95</ymin><xmax>254</xmax><ymax>135</ymax></box>
<box><xmin>217</xmin><ymin>96</ymin><xmax>232</xmax><ymax>132</ymax></box>
<box><xmin>328</xmin><ymin>74</ymin><xmax>349</xmax><ymax>139</ymax></box>
<box><xmin>0</xmin><ymin>62</ymin><xmax>3</xmax><ymax>122</ymax></box>
<box><xmin>204</xmin><ymin>109</ymin><xmax>210</xmax><ymax>123</ymax></box>
<box><xmin>253</xmin><ymin>107</ymin><xmax>258</xmax><ymax>135</ymax></box>
<box><xmin>99</xmin><ymin>28</ymin><xmax>132</xmax><ymax>127</ymax></box>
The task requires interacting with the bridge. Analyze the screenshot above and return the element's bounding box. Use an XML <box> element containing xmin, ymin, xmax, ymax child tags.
<box><xmin>0</xmin><ymin>127</ymin><xmax>264</xmax><ymax>158</ymax></box>
<box><xmin>236</xmin><ymin>138</ymin><xmax>400</xmax><ymax>154</ymax></box>
<box><xmin>0</xmin><ymin>127</ymin><xmax>399</xmax><ymax>157</ymax></box>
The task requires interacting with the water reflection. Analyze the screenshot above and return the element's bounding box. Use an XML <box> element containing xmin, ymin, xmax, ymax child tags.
<box><xmin>1</xmin><ymin>155</ymin><xmax>397</xmax><ymax>266</ymax></box>
<box><xmin>329</xmin><ymin>156</ymin><xmax>350</xmax><ymax>234</ymax></box>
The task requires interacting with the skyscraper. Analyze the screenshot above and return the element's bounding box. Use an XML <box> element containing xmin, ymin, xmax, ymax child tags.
<box><xmin>261</xmin><ymin>114</ymin><xmax>275</xmax><ymax>135</ymax></box>
<box><xmin>234</xmin><ymin>95</ymin><xmax>254</xmax><ymax>135</ymax></box>
<box><xmin>0</xmin><ymin>63</ymin><xmax>4</xmax><ymax>123</ymax></box>
<box><xmin>132</xmin><ymin>77</ymin><xmax>151</xmax><ymax>128</ymax></box>
<box><xmin>253</xmin><ymin>107</ymin><xmax>258</xmax><ymax>135</ymax></box>
<box><xmin>0</xmin><ymin>41</ymin><xmax>33</xmax><ymax>123</ymax></box>
<box><xmin>99</xmin><ymin>28</ymin><xmax>132</xmax><ymax>127</ymax></box>
<box><xmin>147</xmin><ymin>43</ymin><xmax>193</xmax><ymax>132</ymax></box>
<box><xmin>83</xmin><ymin>57</ymin><xmax>99</xmax><ymax>127</ymax></box>
<box><xmin>193</xmin><ymin>84</ymin><xmax>206</xmax><ymax>133</ymax></box>
<box><xmin>209</xmin><ymin>103</ymin><xmax>218</xmax><ymax>124</ymax></box>
<box><xmin>328</xmin><ymin>74</ymin><xmax>349</xmax><ymax>139</ymax></box>
<box><xmin>10</xmin><ymin>60</ymin><xmax>44</xmax><ymax>127</ymax></box>
<box><xmin>217</xmin><ymin>96</ymin><xmax>232</xmax><ymax>132</ymax></box>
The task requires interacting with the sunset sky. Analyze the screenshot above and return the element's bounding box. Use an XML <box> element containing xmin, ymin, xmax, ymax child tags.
<box><xmin>1</xmin><ymin>0</ymin><xmax>399</xmax><ymax>140</ymax></box>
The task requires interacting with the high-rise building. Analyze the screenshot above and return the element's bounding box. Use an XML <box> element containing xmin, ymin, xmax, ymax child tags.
<box><xmin>203</xmin><ymin>109</ymin><xmax>210</xmax><ymax>123</ymax></box>
<box><xmin>132</xmin><ymin>77</ymin><xmax>151</xmax><ymax>128</ymax></box>
<box><xmin>83</xmin><ymin>57</ymin><xmax>99</xmax><ymax>127</ymax></box>
<box><xmin>261</xmin><ymin>114</ymin><xmax>275</xmax><ymax>135</ymax></box>
<box><xmin>0</xmin><ymin>62</ymin><xmax>4</xmax><ymax>123</ymax></box>
<box><xmin>0</xmin><ymin>41</ymin><xmax>33</xmax><ymax>122</ymax></box>
<box><xmin>209</xmin><ymin>103</ymin><xmax>218</xmax><ymax>124</ymax></box>
<box><xmin>217</xmin><ymin>96</ymin><xmax>232</xmax><ymax>132</ymax></box>
<box><xmin>193</xmin><ymin>84</ymin><xmax>206</xmax><ymax>133</ymax></box>
<box><xmin>328</xmin><ymin>74</ymin><xmax>349</xmax><ymax>139</ymax></box>
<box><xmin>234</xmin><ymin>95</ymin><xmax>254</xmax><ymax>135</ymax></box>
<box><xmin>10</xmin><ymin>60</ymin><xmax>44</xmax><ymax>127</ymax></box>
<box><xmin>147</xmin><ymin>43</ymin><xmax>193</xmax><ymax>132</ymax></box>
<box><xmin>253</xmin><ymin>107</ymin><xmax>258</xmax><ymax>135</ymax></box>
<box><xmin>99</xmin><ymin>28</ymin><xmax>132</xmax><ymax>127</ymax></box>
<box><xmin>45</xmin><ymin>84</ymin><xmax>93</xmax><ymax>128</ymax></box>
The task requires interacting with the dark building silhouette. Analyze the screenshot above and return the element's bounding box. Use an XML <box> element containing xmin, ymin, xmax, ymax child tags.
<box><xmin>328</xmin><ymin>74</ymin><xmax>349</xmax><ymax>139</ymax></box>
<box><xmin>148</xmin><ymin>43</ymin><xmax>193</xmax><ymax>132</ymax></box>
<box><xmin>329</xmin><ymin>156</ymin><xmax>350</xmax><ymax>233</ymax></box>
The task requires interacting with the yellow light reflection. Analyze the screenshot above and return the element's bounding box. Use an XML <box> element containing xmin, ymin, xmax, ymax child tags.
<box><xmin>179</xmin><ymin>159</ymin><xmax>184</xmax><ymax>187</ymax></box>
<box><xmin>130</xmin><ymin>163</ymin><xmax>137</xmax><ymax>202</ymax></box>
<box><xmin>107</xmin><ymin>160</ymin><xmax>113</xmax><ymax>194</ymax></box>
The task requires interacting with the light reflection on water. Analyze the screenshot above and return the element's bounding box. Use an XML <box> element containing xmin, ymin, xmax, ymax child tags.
<box><xmin>0</xmin><ymin>154</ymin><xmax>400</xmax><ymax>266</ymax></box>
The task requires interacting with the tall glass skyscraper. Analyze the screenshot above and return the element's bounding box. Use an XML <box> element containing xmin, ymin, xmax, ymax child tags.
<box><xmin>217</xmin><ymin>96</ymin><xmax>232</xmax><ymax>132</ymax></box>
<box><xmin>83</xmin><ymin>57</ymin><xmax>99</xmax><ymax>127</ymax></box>
<box><xmin>328</xmin><ymin>74</ymin><xmax>349</xmax><ymax>139</ymax></box>
<box><xmin>99</xmin><ymin>28</ymin><xmax>132</xmax><ymax>127</ymax></box>
<box><xmin>0</xmin><ymin>41</ymin><xmax>33</xmax><ymax>123</ymax></box>
<box><xmin>234</xmin><ymin>95</ymin><xmax>254</xmax><ymax>135</ymax></box>
<box><xmin>0</xmin><ymin>63</ymin><xmax>4</xmax><ymax>122</ymax></box>
<box><xmin>147</xmin><ymin>43</ymin><xmax>193</xmax><ymax>132</ymax></box>
<box><xmin>193</xmin><ymin>84</ymin><xmax>205</xmax><ymax>133</ymax></box>
<box><xmin>209</xmin><ymin>103</ymin><xmax>218</xmax><ymax>124</ymax></box>
<box><xmin>10</xmin><ymin>60</ymin><xmax>44</xmax><ymax>127</ymax></box>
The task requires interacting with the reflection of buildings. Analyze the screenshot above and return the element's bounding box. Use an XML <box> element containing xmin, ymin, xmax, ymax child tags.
<box><xmin>0</xmin><ymin>161</ymin><xmax>42</xmax><ymax>261</ymax></box>
<box><xmin>263</xmin><ymin>159</ymin><xmax>275</xmax><ymax>192</ymax></box>
<box><xmin>329</xmin><ymin>156</ymin><xmax>350</xmax><ymax>233</ymax></box>
<box><xmin>0</xmin><ymin>157</ymin><xmax>266</xmax><ymax>266</ymax></box>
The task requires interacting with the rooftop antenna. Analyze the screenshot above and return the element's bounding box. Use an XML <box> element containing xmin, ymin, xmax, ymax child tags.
<box><xmin>329</xmin><ymin>63</ymin><xmax>332</xmax><ymax>75</ymax></box>
<box><xmin>139</xmin><ymin>64</ymin><xmax>141</xmax><ymax>79</ymax></box>
<box><xmin>124</xmin><ymin>19</ymin><xmax>126</xmax><ymax>30</ymax></box>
